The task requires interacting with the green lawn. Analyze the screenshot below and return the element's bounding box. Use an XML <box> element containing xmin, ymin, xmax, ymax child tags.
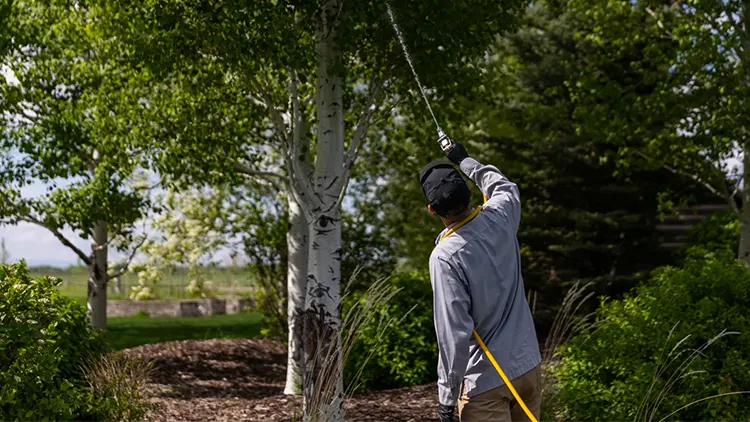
<box><xmin>25</xmin><ymin>266</ymin><xmax>264</xmax><ymax>350</ymax></box>
<box><xmin>105</xmin><ymin>312</ymin><xmax>264</xmax><ymax>350</ymax></box>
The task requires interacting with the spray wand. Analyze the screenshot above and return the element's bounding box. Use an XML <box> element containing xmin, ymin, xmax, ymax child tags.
<box><xmin>436</xmin><ymin>127</ymin><xmax>456</xmax><ymax>153</ymax></box>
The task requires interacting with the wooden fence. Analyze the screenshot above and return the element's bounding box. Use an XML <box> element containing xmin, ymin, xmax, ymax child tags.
<box><xmin>656</xmin><ymin>204</ymin><xmax>730</xmax><ymax>250</ymax></box>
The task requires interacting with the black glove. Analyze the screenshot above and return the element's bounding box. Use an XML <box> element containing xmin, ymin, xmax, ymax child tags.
<box><xmin>438</xmin><ymin>404</ymin><xmax>456</xmax><ymax>422</ymax></box>
<box><xmin>445</xmin><ymin>141</ymin><xmax>469</xmax><ymax>165</ymax></box>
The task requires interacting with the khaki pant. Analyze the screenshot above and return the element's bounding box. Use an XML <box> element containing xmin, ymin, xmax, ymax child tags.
<box><xmin>458</xmin><ymin>364</ymin><xmax>541</xmax><ymax>422</ymax></box>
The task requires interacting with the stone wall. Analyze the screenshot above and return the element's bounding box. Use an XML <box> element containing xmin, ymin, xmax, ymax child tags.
<box><xmin>107</xmin><ymin>298</ymin><xmax>255</xmax><ymax>317</ymax></box>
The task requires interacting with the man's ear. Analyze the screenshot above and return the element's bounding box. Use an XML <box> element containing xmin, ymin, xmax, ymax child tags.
<box><xmin>427</xmin><ymin>204</ymin><xmax>436</xmax><ymax>215</ymax></box>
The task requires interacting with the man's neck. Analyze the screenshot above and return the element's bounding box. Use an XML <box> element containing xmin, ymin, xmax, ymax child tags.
<box><xmin>441</xmin><ymin>206</ymin><xmax>474</xmax><ymax>228</ymax></box>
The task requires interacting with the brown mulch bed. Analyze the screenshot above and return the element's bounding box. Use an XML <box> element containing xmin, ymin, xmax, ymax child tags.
<box><xmin>122</xmin><ymin>339</ymin><xmax>439</xmax><ymax>422</ymax></box>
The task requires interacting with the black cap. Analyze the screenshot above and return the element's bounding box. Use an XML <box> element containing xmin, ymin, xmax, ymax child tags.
<box><xmin>419</xmin><ymin>160</ymin><xmax>471</xmax><ymax>217</ymax></box>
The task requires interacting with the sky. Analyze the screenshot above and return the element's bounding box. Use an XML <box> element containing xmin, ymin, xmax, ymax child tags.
<box><xmin>0</xmin><ymin>176</ymin><xmax>249</xmax><ymax>268</ymax></box>
<box><xmin>0</xmin><ymin>180</ymin><xmax>122</xmax><ymax>267</ymax></box>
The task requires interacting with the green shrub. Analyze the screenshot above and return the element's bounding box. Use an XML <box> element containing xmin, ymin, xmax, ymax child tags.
<box><xmin>0</xmin><ymin>261</ymin><xmax>105</xmax><ymax>420</ymax></box>
<box><xmin>0</xmin><ymin>262</ymin><xmax>153</xmax><ymax>421</ymax></box>
<box><xmin>679</xmin><ymin>211</ymin><xmax>739</xmax><ymax>259</ymax></box>
<box><xmin>344</xmin><ymin>269</ymin><xmax>437</xmax><ymax>392</ymax></box>
<box><xmin>550</xmin><ymin>249</ymin><xmax>750</xmax><ymax>421</ymax></box>
<box><xmin>135</xmin><ymin>309</ymin><xmax>150</xmax><ymax>318</ymax></box>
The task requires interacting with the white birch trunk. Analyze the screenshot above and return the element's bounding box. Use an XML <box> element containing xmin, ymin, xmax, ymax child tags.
<box><xmin>302</xmin><ymin>1</ymin><xmax>346</xmax><ymax>419</ymax></box>
<box><xmin>739</xmin><ymin>2</ymin><xmax>750</xmax><ymax>266</ymax></box>
<box><xmin>284</xmin><ymin>191</ymin><xmax>309</xmax><ymax>395</ymax></box>
<box><xmin>113</xmin><ymin>275</ymin><xmax>122</xmax><ymax>295</ymax></box>
<box><xmin>738</xmin><ymin>145</ymin><xmax>750</xmax><ymax>265</ymax></box>
<box><xmin>88</xmin><ymin>220</ymin><xmax>109</xmax><ymax>330</ymax></box>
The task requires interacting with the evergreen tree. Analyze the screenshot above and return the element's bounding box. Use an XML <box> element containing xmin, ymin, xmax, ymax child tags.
<box><xmin>364</xmin><ymin>2</ymin><xmax>714</xmax><ymax>333</ymax></box>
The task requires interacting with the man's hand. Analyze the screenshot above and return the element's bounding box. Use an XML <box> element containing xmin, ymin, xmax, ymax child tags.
<box><xmin>445</xmin><ymin>141</ymin><xmax>469</xmax><ymax>165</ymax></box>
<box><xmin>438</xmin><ymin>404</ymin><xmax>456</xmax><ymax>422</ymax></box>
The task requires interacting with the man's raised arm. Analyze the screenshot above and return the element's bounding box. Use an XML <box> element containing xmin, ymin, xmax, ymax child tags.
<box><xmin>446</xmin><ymin>142</ymin><xmax>521</xmax><ymax>231</ymax></box>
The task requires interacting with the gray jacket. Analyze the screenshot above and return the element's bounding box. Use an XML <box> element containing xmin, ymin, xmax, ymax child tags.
<box><xmin>429</xmin><ymin>157</ymin><xmax>541</xmax><ymax>406</ymax></box>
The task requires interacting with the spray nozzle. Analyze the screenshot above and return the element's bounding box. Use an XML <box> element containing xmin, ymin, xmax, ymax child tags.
<box><xmin>437</xmin><ymin>128</ymin><xmax>454</xmax><ymax>152</ymax></box>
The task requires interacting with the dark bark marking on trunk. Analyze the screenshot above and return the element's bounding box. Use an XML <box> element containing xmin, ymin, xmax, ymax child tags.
<box><xmin>314</xmin><ymin>228</ymin><xmax>335</xmax><ymax>236</ymax></box>
<box><xmin>302</xmin><ymin>304</ymin><xmax>341</xmax><ymax>419</ymax></box>
<box><xmin>309</xmin><ymin>280</ymin><xmax>334</xmax><ymax>302</ymax></box>
<box><xmin>291</xmin><ymin>305</ymin><xmax>305</xmax><ymax>376</ymax></box>
<box><xmin>323</xmin><ymin>176</ymin><xmax>339</xmax><ymax>191</ymax></box>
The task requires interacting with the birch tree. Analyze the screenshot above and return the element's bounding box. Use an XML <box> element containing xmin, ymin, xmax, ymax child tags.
<box><xmin>0</xmin><ymin>1</ymin><xmax>151</xmax><ymax>329</ymax></box>
<box><xmin>105</xmin><ymin>0</ymin><xmax>527</xmax><ymax>416</ymax></box>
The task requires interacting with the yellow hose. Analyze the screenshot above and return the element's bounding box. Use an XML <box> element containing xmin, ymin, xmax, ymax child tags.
<box><xmin>438</xmin><ymin>194</ymin><xmax>538</xmax><ymax>422</ymax></box>
<box><xmin>472</xmin><ymin>331</ymin><xmax>538</xmax><ymax>422</ymax></box>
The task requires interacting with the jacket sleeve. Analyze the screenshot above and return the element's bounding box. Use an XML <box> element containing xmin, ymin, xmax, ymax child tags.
<box><xmin>429</xmin><ymin>254</ymin><xmax>473</xmax><ymax>407</ymax></box>
<box><xmin>459</xmin><ymin>157</ymin><xmax>521</xmax><ymax>232</ymax></box>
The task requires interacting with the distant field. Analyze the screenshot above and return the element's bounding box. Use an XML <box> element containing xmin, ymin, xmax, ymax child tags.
<box><xmin>29</xmin><ymin>265</ymin><xmax>256</xmax><ymax>301</ymax></box>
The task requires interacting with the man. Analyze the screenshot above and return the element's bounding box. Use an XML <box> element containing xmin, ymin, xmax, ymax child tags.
<box><xmin>420</xmin><ymin>140</ymin><xmax>542</xmax><ymax>422</ymax></box>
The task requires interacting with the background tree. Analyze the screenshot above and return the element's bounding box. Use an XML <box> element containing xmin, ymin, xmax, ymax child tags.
<box><xmin>0</xmin><ymin>2</ymin><xmax>151</xmax><ymax>329</ymax></box>
<box><xmin>103</xmin><ymin>0</ymin><xmax>527</xmax><ymax>416</ymax></box>
<box><xmin>129</xmin><ymin>184</ymin><xmax>230</xmax><ymax>301</ymax></box>
<box><xmin>359</xmin><ymin>1</ymin><xmax>715</xmax><ymax>333</ymax></box>
<box><xmin>468</xmin><ymin>1</ymin><xmax>713</xmax><ymax>328</ymax></box>
<box><xmin>563</xmin><ymin>0</ymin><xmax>750</xmax><ymax>264</ymax></box>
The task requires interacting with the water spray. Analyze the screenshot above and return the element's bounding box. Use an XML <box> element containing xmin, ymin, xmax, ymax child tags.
<box><xmin>385</xmin><ymin>3</ymin><xmax>456</xmax><ymax>153</ymax></box>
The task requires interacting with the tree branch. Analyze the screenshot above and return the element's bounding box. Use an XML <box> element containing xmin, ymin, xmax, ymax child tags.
<box><xmin>232</xmin><ymin>160</ymin><xmax>286</xmax><ymax>192</ymax></box>
<box><xmin>286</xmin><ymin>152</ymin><xmax>320</xmax><ymax>217</ymax></box>
<box><xmin>244</xmin><ymin>72</ymin><xmax>320</xmax><ymax>215</ymax></box>
<box><xmin>730</xmin><ymin>187</ymin><xmax>741</xmax><ymax>213</ymax></box>
<box><xmin>345</xmin><ymin>76</ymin><xmax>386</xmax><ymax>169</ymax></box>
<box><xmin>303</xmin><ymin>92</ymin><xmax>316</xmax><ymax>108</ymax></box>
<box><xmin>645</xmin><ymin>7</ymin><xmax>675</xmax><ymax>40</ymax></box>
<box><xmin>107</xmin><ymin>234</ymin><xmax>147</xmax><ymax>281</ymax></box>
<box><xmin>372</xmin><ymin>97</ymin><xmax>405</xmax><ymax>127</ymax></box>
<box><xmin>335</xmin><ymin>69</ymin><xmax>389</xmax><ymax>208</ymax></box>
<box><xmin>287</xmin><ymin>69</ymin><xmax>322</xmax><ymax>214</ymax></box>
<box><xmin>18</xmin><ymin>215</ymin><xmax>92</xmax><ymax>265</ymax></box>
<box><xmin>633</xmin><ymin>149</ymin><xmax>733</xmax><ymax>207</ymax></box>
<box><xmin>740</xmin><ymin>0</ymin><xmax>750</xmax><ymax>66</ymax></box>
<box><xmin>92</xmin><ymin>235</ymin><xmax>118</xmax><ymax>252</ymax></box>
<box><xmin>662</xmin><ymin>163</ymin><xmax>722</xmax><ymax>196</ymax></box>
<box><xmin>246</xmin><ymin>74</ymin><xmax>289</xmax><ymax>145</ymax></box>
<box><xmin>718</xmin><ymin>173</ymin><xmax>741</xmax><ymax>217</ymax></box>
